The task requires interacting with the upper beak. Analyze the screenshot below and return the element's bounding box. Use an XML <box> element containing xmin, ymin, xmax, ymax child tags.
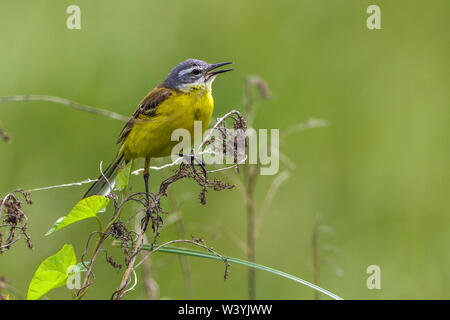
<box><xmin>205</xmin><ymin>62</ymin><xmax>233</xmax><ymax>78</ymax></box>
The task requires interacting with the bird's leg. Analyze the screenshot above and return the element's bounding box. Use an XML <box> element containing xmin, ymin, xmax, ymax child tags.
<box><xmin>143</xmin><ymin>157</ymin><xmax>162</xmax><ymax>231</ymax></box>
<box><xmin>178</xmin><ymin>152</ymin><xmax>207</xmax><ymax>178</ymax></box>
<box><xmin>143</xmin><ymin>157</ymin><xmax>150</xmax><ymax>207</ymax></box>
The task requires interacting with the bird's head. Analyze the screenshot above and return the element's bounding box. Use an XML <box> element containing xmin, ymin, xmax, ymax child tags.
<box><xmin>162</xmin><ymin>59</ymin><xmax>233</xmax><ymax>92</ymax></box>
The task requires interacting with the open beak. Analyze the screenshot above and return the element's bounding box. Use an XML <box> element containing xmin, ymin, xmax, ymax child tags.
<box><xmin>205</xmin><ymin>62</ymin><xmax>233</xmax><ymax>80</ymax></box>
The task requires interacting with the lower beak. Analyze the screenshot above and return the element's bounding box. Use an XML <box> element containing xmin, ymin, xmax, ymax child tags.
<box><xmin>205</xmin><ymin>62</ymin><xmax>233</xmax><ymax>79</ymax></box>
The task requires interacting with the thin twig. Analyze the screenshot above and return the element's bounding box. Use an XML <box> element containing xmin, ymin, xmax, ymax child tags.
<box><xmin>0</xmin><ymin>95</ymin><xmax>129</xmax><ymax>121</ymax></box>
<box><xmin>122</xmin><ymin>269</ymin><xmax>138</xmax><ymax>297</ymax></box>
<box><xmin>132</xmin><ymin>150</ymin><xmax>246</xmax><ymax>176</ymax></box>
<box><xmin>75</xmin><ymin>191</ymin><xmax>132</xmax><ymax>299</ymax></box>
<box><xmin>196</xmin><ymin>110</ymin><xmax>244</xmax><ymax>154</ymax></box>
<box><xmin>281</xmin><ymin>117</ymin><xmax>328</xmax><ymax>140</ymax></box>
<box><xmin>25</xmin><ymin>152</ymin><xmax>227</xmax><ymax>193</ymax></box>
<box><xmin>255</xmin><ymin>171</ymin><xmax>290</xmax><ymax>238</ymax></box>
<box><xmin>133</xmin><ymin>211</ymin><xmax>159</xmax><ymax>300</ymax></box>
<box><xmin>26</xmin><ymin>178</ymin><xmax>99</xmax><ymax>192</ymax></box>
<box><xmin>78</xmin><ymin>233</ymin><xmax>107</xmax><ymax>296</ymax></box>
<box><xmin>244</xmin><ymin>164</ymin><xmax>258</xmax><ymax>300</ymax></box>
<box><xmin>244</xmin><ymin>76</ymin><xmax>271</xmax><ymax>127</ymax></box>
<box><xmin>141</xmin><ymin>256</ymin><xmax>159</xmax><ymax>299</ymax></box>
<box><xmin>206</xmin><ymin>155</ymin><xmax>247</xmax><ymax>173</ymax></box>
<box><xmin>242</xmin><ymin>75</ymin><xmax>271</xmax><ymax>300</ymax></box>
<box><xmin>169</xmin><ymin>193</ymin><xmax>194</xmax><ymax>299</ymax></box>
<box><xmin>114</xmin><ymin>214</ymin><xmax>151</xmax><ymax>300</ymax></box>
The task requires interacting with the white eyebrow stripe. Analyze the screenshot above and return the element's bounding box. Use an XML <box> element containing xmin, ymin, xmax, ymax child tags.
<box><xmin>178</xmin><ymin>66</ymin><xmax>197</xmax><ymax>76</ymax></box>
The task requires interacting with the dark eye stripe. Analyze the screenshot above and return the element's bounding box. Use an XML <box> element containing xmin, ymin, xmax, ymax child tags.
<box><xmin>192</xmin><ymin>69</ymin><xmax>201</xmax><ymax>75</ymax></box>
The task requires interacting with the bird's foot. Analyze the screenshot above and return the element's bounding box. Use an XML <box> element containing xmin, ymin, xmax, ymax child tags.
<box><xmin>178</xmin><ymin>153</ymin><xmax>207</xmax><ymax>179</ymax></box>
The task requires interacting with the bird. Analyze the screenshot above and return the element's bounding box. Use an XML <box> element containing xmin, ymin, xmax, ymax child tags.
<box><xmin>83</xmin><ymin>59</ymin><xmax>233</xmax><ymax>200</ymax></box>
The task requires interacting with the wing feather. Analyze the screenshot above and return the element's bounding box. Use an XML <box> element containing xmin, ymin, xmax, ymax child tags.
<box><xmin>116</xmin><ymin>86</ymin><xmax>173</xmax><ymax>144</ymax></box>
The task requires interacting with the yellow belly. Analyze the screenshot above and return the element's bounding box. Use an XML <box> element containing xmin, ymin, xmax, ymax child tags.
<box><xmin>122</xmin><ymin>89</ymin><xmax>214</xmax><ymax>159</ymax></box>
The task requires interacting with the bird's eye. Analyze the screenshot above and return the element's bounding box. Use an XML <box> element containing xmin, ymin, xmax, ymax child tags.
<box><xmin>192</xmin><ymin>69</ymin><xmax>201</xmax><ymax>75</ymax></box>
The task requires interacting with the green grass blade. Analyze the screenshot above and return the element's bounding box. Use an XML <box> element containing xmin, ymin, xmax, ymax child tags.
<box><xmin>141</xmin><ymin>244</ymin><xmax>343</xmax><ymax>300</ymax></box>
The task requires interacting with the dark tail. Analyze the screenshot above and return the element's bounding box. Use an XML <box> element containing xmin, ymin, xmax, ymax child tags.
<box><xmin>83</xmin><ymin>153</ymin><xmax>126</xmax><ymax>199</ymax></box>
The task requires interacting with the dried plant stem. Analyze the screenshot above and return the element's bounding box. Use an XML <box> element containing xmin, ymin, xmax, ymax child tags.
<box><xmin>115</xmin><ymin>214</ymin><xmax>150</xmax><ymax>300</ymax></box>
<box><xmin>169</xmin><ymin>193</ymin><xmax>194</xmax><ymax>299</ymax></box>
<box><xmin>77</xmin><ymin>234</ymin><xmax>107</xmax><ymax>298</ymax></box>
<box><xmin>134</xmin><ymin>214</ymin><xmax>159</xmax><ymax>300</ymax></box>
<box><xmin>242</xmin><ymin>75</ymin><xmax>270</xmax><ymax>300</ymax></box>
<box><xmin>142</xmin><ymin>255</ymin><xmax>158</xmax><ymax>299</ymax></box>
<box><xmin>0</xmin><ymin>189</ymin><xmax>33</xmax><ymax>253</ymax></box>
<box><xmin>27</xmin><ymin>178</ymin><xmax>99</xmax><ymax>192</ymax></box>
<box><xmin>75</xmin><ymin>199</ymin><xmax>127</xmax><ymax>300</ymax></box>
<box><xmin>244</xmin><ymin>164</ymin><xmax>258</xmax><ymax>300</ymax></box>
<box><xmin>281</xmin><ymin>118</ymin><xmax>329</xmax><ymax>140</ymax></box>
<box><xmin>196</xmin><ymin>110</ymin><xmax>244</xmax><ymax>154</ymax></box>
<box><xmin>0</xmin><ymin>95</ymin><xmax>128</xmax><ymax>122</ymax></box>
<box><xmin>255</xmin><ymin>171</ymin><xmax>290</xmax><ymax>238</ymax></box>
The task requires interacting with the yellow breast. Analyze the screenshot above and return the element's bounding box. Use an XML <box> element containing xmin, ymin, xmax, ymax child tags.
<box><xmin>123</xmin><ymin>88</ymin><xmax>214</xmax><ymax>159</ymax></box>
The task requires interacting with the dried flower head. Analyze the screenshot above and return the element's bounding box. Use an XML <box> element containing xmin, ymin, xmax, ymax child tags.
<box><xmin>0</xmin><ymin>189</ymin><xmax>33</xmax><ymax>253</ymax></box>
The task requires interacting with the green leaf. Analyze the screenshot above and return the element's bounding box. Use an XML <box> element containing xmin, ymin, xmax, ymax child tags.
<box><xmin>45</xmin><ymin>216</ymin><xmax>66</xmax><ymax>236</ymax></box>
<box><xmin>115</xmin><ymin>161</ymin><xmax>133</xmax><ymax>192</ymax></box>
<box><xmin>27</xmin><ymin>244</ymin><xmax>77</xmax><ymax>300</ymax></box>
<box><xmin>137</xmin><ymin>243</ymin><xmax>343</xmax><ymax>300</ymax></box>
<box><xmin>45</xmin><ymin>195</ymin><xmax>109</xmax><ymax>235</ymax></box>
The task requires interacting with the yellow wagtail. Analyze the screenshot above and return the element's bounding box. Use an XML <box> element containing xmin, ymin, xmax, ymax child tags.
<box><xmin>83</xmin><ymin>59</ymin><xmax>233</xmax><ymax>199</ymax></box>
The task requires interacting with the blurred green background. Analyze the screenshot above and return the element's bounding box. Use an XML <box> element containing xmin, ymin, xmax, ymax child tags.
<box><xmin>1</xmin><ymin>0</ymin><xmax>450</xmax><ymax>300</ymax></box>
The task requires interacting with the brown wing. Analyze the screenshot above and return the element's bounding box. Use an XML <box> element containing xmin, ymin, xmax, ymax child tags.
<box><xmin>116</xmin><ymin>86</ymin><xmax>173</xmax><ymax>144</ymax></box>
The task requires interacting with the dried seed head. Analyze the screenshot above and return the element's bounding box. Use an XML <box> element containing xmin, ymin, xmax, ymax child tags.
<box><xmin>0</xmin><ymin>190</ymin><xmax>33</xmax><ymax>254</ymax></box>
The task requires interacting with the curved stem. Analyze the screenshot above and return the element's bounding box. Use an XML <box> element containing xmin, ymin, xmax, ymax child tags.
<box><xmin>0</xmin><ymin>95</ymin><xmax>128</xmax><ymax>121</ymax></box>
<box><xmin>74</xmin><ymin>203</ymin><xmax>125</xmax><ymax>300</ymax></box>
